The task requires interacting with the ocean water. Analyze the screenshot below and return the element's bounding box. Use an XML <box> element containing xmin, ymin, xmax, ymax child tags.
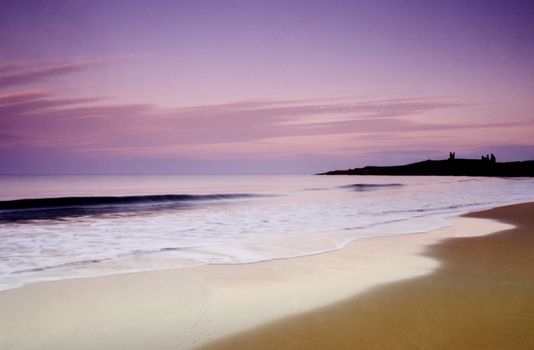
<box><xmin>1</xmin><ymin>174</ymin><xmax>533</xmax><ymax>291</ymax></box>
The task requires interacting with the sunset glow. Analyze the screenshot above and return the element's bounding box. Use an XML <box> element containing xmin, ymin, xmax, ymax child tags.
<box><xmin>1</xmin><ymin>0</ymin><xmax>533</xmax><ymax>173</ymax></box>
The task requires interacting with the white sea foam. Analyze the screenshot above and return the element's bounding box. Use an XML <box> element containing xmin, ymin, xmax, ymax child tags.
<box><xmin>0</xmin><ymin>175</ymin><xmax>533</xmax><ymax>291</ymax></box>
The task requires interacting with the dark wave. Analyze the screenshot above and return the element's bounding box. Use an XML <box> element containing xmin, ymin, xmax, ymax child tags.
<box><xmin>12</xmin><ymin>257</ymin><xmax>113</xmax><ymax>274</ymax></box>
<box><xmin>0</xmin><ymin>193</ymin><xmax>259</xmax><ymax>210</ymax></box>
<box><xmin>0</xmin><ymin>193</ymin><xmax>261</xmax><ymax>222</ymax></box>
<box><xmin>340</xmin><ymin>183</ymin><xmax>404</xmax><ymax>191</ymax></box>
<box><xmin>302</xmin><ymin>187</ymin><xmax>329</xmax><ymax>191</ymax></box>
<box><xmin>379</xmin><ymin>201</ymin><xmax>489</xmax><ymax>215</ymax></box>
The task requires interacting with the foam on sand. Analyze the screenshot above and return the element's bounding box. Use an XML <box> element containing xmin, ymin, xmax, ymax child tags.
<box><xmin>0</xmin><ymin>212</ymin><xmax>513</xmax><ymax>349</ymax></box>
<box><xmin>200</xmin><ymin>203</ymin><xmax>534</xmax><ymax>350</ymax></box>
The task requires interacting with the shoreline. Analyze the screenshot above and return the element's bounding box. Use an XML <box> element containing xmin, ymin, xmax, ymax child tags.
<box><xmin>200</xmin><ymin>202</ymin><xmax>534</xmax><ymax>349</ymax></box>
<box><xmin>0</xmin><ymin>203</ymin><xmax>531</xmax><ymax>349</ymax></box>
<box><xmin>0</xmin><ymin>199</ymin><xmax>524</xmax><ymax>294</ymax></box>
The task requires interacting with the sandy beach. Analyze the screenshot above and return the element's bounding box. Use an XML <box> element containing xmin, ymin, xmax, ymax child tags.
<box><xmin>1</xmin><ymin>202</ymin><xmax>533</xmax><ymax>349</ymax></box>
<box><xmin>3</xmin><ymin>1</ymin><xmax>534</xmax><ymax>348</ymax></box>
<box><xmin>201</xmin><ymin>202</ymin><xmax>534</xmax><ymax>350</ymax></box>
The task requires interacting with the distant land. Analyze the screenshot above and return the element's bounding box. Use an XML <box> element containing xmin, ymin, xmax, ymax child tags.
<box><xmin>319</xmin><ymin>153</ymin><xmax>534</xmax><ymax>177</ymax></box>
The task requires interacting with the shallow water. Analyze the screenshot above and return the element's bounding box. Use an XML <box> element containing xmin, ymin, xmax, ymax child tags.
<box><xmin>1</xmin><ymin>174</ymin><xmax>533</xmax><ymax>291</ymax></box>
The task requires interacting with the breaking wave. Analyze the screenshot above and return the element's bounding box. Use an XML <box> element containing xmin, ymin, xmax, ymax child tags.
<box><xmin>340</xmin><ymin>183</ymin><xmax>404</xmax><ymax>191</ymax></box>
<box><xmin>0</xmin><ymin>193</ymin><xmax>261</xmax><ymax>222</ymax></box>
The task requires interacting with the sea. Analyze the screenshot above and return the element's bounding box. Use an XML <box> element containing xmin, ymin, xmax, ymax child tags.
<box><xmin>1</xmin><ymin>174</ymin><xmax>533</xmax><ymax>291</ymax></box>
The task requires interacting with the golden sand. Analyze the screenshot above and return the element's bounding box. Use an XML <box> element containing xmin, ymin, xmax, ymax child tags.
<box><xmin>0</xmin><ymin>203</ymin><xmax>531</xmax><ymax>349</ymax></box>
<box><xmin>199</xmin><ymin>203</ymin><xmax>534</xmax><ymax>349</ymax></box>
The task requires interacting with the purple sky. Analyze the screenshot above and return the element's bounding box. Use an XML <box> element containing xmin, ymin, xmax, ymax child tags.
<box><xmin>1</xmin><ymin>0</ymin><xmax>534</xmax><ymax>174</ymax></box>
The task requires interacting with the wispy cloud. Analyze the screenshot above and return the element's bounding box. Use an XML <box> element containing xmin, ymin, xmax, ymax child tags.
<box><xmin>0</xmin><ymin>56</ymin><xmax>134</xmax><ymax>90</ymax></box>
<box><xmin>0</xmin><ymin>91</ymin><xmax>49</xmax><ymax>104</ymax></box>
<box><xmin>4</xmin><ymin>74</ymin><xmax>531</xmax><ymax>166</ymax></box>
<box><xmin>2</xmin><ymin>85</ymin><xmax>533</xmax><ymax>174</ymax></box>
<box><xmin>0</xmin><ymin>91</ymin><xmax>478</xmax><ymax>154</ymax></box>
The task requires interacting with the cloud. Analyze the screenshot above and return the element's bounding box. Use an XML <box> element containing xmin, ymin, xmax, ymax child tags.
<box><xmin>0</xmin><ymin>56</ymin><xmax>134</xmax><ymax>90</ymax></box>
<box><xmin>0</xmin><ymin>133</ymin><xmax>17</xmax><ymax>140</ymax></box>
<box><xmin>1</xmin><ymin>94</ymin><xmax>469</xmax><ymax>148</ymax></box>
<box><xmin>2</xmin><ymin>88</ymin><xmax>533</xmax><ymax>174</ymax></box>
<box><xmin>0</xmin><ymin>63</ymin><xmax>30</xmax><ymax>74</ymax></box>
<box><xmin>5</xmin><ymin>86</ymin><xmax>529</xmax><ymax>163</ymax></box>
<box><xmin>0</xmin><ymin>91</ymin><xmax>104</xmax><ymax>121</ymax></box>
<box><xmin>0</xmin><ymin>91</ymin><xmax>49</xmax><ymax>104</ymax></box>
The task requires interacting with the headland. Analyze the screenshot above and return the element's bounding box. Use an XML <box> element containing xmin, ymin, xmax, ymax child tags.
<box><xmin>320</xmin><ymin>153</ymin><xmax>534</xmax><ymax>177</ymax></box>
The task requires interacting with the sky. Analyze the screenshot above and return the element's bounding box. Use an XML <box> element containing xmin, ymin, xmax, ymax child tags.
<box><xmin>1</xmin><ymin>0</ymin><xmax>534</xmax><ymax>174</ymax></box>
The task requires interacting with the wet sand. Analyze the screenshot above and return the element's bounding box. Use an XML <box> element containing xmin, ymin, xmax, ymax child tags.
<box><xmin>199</xmin><ymin>202</ymin><xmax>534</xmax><ymax>349</ymax></box>
<box><xmin>0</xmin><ymin>203</ymin><xmax>531</xmax><ymax>349</ymax></box>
